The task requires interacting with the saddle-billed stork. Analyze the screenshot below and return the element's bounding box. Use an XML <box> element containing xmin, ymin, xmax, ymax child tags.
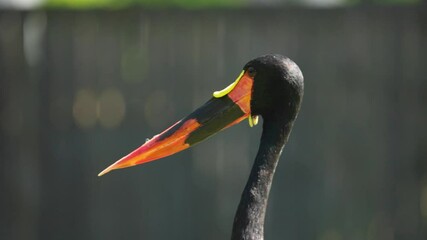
<box><xmin>99</xmin><ymin>54</ymin><xmax>304</xmax><ymax>240</ymax></box>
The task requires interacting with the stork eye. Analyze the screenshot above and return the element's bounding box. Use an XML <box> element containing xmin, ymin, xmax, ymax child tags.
<box><xmin>247</xmin><ymin>67</ymin><xmax>256</xmax><ymax>77</ymax></box>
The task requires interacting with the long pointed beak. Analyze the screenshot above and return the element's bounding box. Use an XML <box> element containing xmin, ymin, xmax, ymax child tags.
<box><xmin>98</xmin><ymin>70</ymin><xmax>257</xmax><ymax>176</ymax></box>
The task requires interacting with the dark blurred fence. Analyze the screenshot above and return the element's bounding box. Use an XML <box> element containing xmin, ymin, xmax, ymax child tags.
<box><xmin>1</xmin><ymin>7</ymin><xmax>427</xmax><ymax>240</ymax></box>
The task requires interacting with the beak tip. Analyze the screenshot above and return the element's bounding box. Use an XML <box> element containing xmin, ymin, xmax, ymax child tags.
<box><xmin>98</xmin><ymin>153</ymin><xmax>138</xmax><ymax>177</ymax></box>
<box><xmin>98</xmin><ymin>166</ymin><xmax>113</xmax><ymax>177</ymax></box>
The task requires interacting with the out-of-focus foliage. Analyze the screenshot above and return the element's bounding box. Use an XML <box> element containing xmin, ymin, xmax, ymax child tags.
<box><xmin>45</xmin><ymin>0</ymin><xmax>243</xmax><ymax>8</ymax></box>
<box><xmin>346</xmin><ymin>0</ymin><xmax>420</xmax><ymax>4</ymax></box>
<box><xmin>45</xmin><ymin>0</ymin><xmax>421</xmax><ymax>8</ymax></box>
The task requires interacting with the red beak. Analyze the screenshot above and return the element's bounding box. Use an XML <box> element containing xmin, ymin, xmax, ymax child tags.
<box><xmin>98</xmin><ymin>71</ymin><xmax>255</xmax><ymax>176</ymax></box>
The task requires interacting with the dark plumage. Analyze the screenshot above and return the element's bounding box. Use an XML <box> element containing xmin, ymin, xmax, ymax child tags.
<box><xmin>231</xmin><ymin>55</ymin><xmax>304</xmax><ymax>240</ymax></box>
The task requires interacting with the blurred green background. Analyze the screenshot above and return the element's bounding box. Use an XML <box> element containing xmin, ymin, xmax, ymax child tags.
<box><xmin>1</xmin><ymin>1</ymin><xmax>426</xmax><ymax>240</ymax></box>
<box><xmin>0</xmin><ymin>0</ymin><xmax>424</xmax><ymax>9</ymax></box>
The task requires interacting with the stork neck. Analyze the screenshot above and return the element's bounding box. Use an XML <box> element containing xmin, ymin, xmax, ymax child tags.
<box><xmin>231</xmin><ymin>118</ymin><xmax>293</xmax><ymax>240</ymax></box>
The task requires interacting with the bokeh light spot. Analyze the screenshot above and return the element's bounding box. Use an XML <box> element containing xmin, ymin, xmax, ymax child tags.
<box><xmin>72</xmin><ymin>89</ymin><xmax>97</xmax><ymax>129</ymax></box>
<box><xmin>121</xmin><ymin>46</ymin><xmax>147</xmax><ymax>83</ymax></box>
<box><xmin>97</xmin><ymin>88</ymin><xmax>126</xmax><ymax>129</ymax></box>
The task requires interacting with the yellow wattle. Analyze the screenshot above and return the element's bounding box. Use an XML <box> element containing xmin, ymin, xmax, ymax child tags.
<box><xmin>213</xmin><ymin>70</ymin><xmax>245</xmax><ymax>98</ymax></box>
